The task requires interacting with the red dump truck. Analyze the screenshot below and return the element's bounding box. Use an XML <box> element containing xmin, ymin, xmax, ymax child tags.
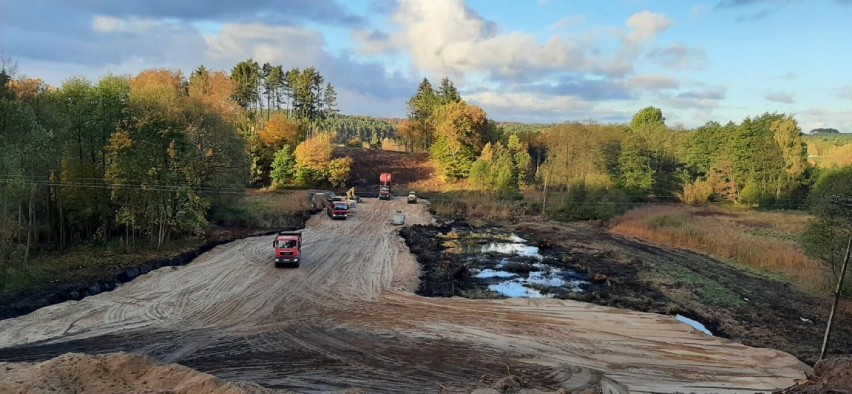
<box><xmin>273</xmin><ymin>232</ymin><xmax>302</xmax><ymax>267</ymax></box>
<box><xmin>379</xmin><ymin>173</ymin><xmax>392</xmax><ymax>200</ymax></box>
<box><xmin>327</xmin><ymin>201</ymin><xmax>349</xmax><ymax>220</ymax></box>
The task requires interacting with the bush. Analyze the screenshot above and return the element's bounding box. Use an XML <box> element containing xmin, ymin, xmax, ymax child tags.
<box><xmin>677</xmin><ymin>179</ymin><xmax>713</xmax><ymax>205</ymax></box>
<box><xmin>546</xmin><ymin>181</ymin><xmax>628</xmax><ymax>221</ymax></box>
<box><xmin>347</xmin><ymin>137</ymin><xmax>363</xmax><ymax>148</ymax></box>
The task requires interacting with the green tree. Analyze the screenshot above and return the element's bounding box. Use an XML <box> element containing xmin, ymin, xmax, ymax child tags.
<box><xmin>323</xmin><ymin>82</ymin><xmax>338</xmax><ymax>118</ymax></box>
<box><xmin>436</xmin><ymin>76</ymin><xmax>461</xmax><ymax>104</ymax></box>
<box><xmin>429</xmin><ymin>102</ymin><xmax>487</xmax><ymax>181</ymax></box>
<box><xmin>630</xmin><ymin>106</ymin><xmax>665</xmax><ymax>132</ymax></box>
<box><xmin>406</xmin><ymin>78</ymin><xmax>437</xmax><ymax>150</ymax></box>
<box><xmin>618</xmin><ymin>134</ymin><xmax>655</xmax><ymax>194</ymax></box>
<box><xmin>231</xmin><ymin>59</ymin><xmax>261</xmax><ymax>111</ymax></box>
<box><xmin>802</xmin><ymin>166</ymin><xmax>852</xmax><ymax>282</ymax></box>
<box><xmin>270</xmin><ymin>144</ymin><xmax>296</xmax><ymax>188</ymax></box>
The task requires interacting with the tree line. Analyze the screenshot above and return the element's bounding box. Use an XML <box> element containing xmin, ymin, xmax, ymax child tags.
<box><xmin>0</xmin><ymin>58</ymin><xmax>353</xmax><ymax>284</ymax></box>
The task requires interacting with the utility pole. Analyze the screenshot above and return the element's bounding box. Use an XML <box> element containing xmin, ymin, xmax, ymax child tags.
<box><xmin>819</xmin><ymin>195</ymin><xmax>852</xmax><ymax>360</ymax></box>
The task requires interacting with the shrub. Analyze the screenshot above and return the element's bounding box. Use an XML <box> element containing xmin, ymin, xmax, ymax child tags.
<box><xmin>677</xmin><ymin>179</ymin><xmax>713</xmax><ymax>205</ymax></box>
<box><xmin>347</xmin><ymin>137</ymin><xmax>363</xmax><ymax>148</ymax></box>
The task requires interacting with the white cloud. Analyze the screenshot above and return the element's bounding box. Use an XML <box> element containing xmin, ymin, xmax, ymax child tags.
<box><xmin>204</xmin><ymin>23</ymin><xmax>325</xmax><ymax>66</ymax></box>
<box><xmin>92</xmin><ymin>15</ymin><xmax>120</xmax><ymax>33</ymax></box>
<box><xmin>466</xmin><ymin>91</ymin><xmax>605</xmax><ymax>121</ymax></box>
<box><xmin>626</xmin><ymin>11</ymin><xmax>672</xmax><ymax>42</ymax></box>
<box><xmin>798</xmin><ymin>108</ymin><xmax>852</xmax><ymax>133</ymax></box>
<box><xmin>550</xmin><ymin>15</ymin><xmax>586</xmax><ymax>31</ymax></box>
<box><xmin>626</xmin><ymin>74</ymin><xmax>679</xmax><ymax>91</ymax></box>
<box><xmin>647</xmin><ymin>43</ymin><xmax>709</xmax><ymax>70</ymax></box>
<box><xmin>360</xmin><ymin>1</ymin><xmax>672</xmax><ymax>80</ymax></box>
<box><xmin>764</xmin><ymin>91</ymin><xmax>795</xmax><ymax>104</ymax></box>
<box><xmin>833</xmin><ymin>85</ymin><xmax>852</xmax><ymax>100</ymax></box>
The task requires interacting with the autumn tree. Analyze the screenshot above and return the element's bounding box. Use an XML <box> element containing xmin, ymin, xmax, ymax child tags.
<box><xmin>429</xmin><ymin>101</ymin><xmax>487</xmax><ymax>181</ymax></box>
<box><xmin>294</xmin><ymin>133</ymin><xmax>333</xmax><ymax>186</ymax></box>
<box><xmin>259</xmin><ymin>113</ymin><xmax>301</xmax><ymax>148</ymax></box>
<box><xmin>327</xmin><ymin>157</ymin><xmax>353</xmax><ymax>188</ymax></box>
<box><xmin>108</xmin><ymin>69</ymin><xmax>246</xmax><ymax>249</ymax></box>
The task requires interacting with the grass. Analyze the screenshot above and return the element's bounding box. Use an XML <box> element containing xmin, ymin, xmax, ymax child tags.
<box><xmin>611</xmin><ymin>205</ymin><xmax>833</xmax><ymax>294</ymax></box>
<box><xmin>209</xmin><ymin>189</ymin><xmax>310</xmax><ymax>230</ymax></box>
<box><xmin>1</xmin><ymin>238</ymin><xmax>201</xmax><ymax>301</ymax></box>
<box><xmin>426</xmin><ymin>191</ymin><xmax>528</xmax><ymax>226</ymax></box>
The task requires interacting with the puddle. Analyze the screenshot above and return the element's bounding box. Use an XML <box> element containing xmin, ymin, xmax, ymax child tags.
<box><xmin>441</xmin><ymin>229</ymin><xmax>592</xmax><ymax>299</ymax></box>
<box><xmin>489</xmin><ymin>282</ymin><xmax>546</xmax><ymax>298</ymax></box>
<box><xmin>676</xmin><ymin>314</ymin><xmax>714</xmax><ymax>336</ymax></box>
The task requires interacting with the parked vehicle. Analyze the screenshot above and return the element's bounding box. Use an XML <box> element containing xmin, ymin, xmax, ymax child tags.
<box><xmin>379</xmin><ymin>173</ymin><xmax>392</xmax><ymax>200</ymax></box>
<box><xmin>392</xmin><ymin>210</ymin><xmax>405</xmax><ymax>225</ymax></box>
<box><xmin>273</xmin><ymin>232</ymin><xmax>302</xmax><ymax>267</ymax></box>
<box><xmin>407</xmin><ymin>191</ymin><xmax>417</xmax><ymax>204</ymax></box>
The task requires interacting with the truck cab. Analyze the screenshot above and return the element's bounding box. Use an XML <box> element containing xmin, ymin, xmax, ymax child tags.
<box><xmin>379</xmin><ymin>186</ymin><xmax>391</xmax><ymax>200</ymax></box>
<box><xmin>327</xmin><ymin>202</ymin><xmax>349</xmax><ymax>219</ymax></box>
<box><xmin>407</xmin><ymin>191</ymin><xmax>417</xmax><ymax>204</ymax></box>
<box><xmin>273</xmin><ymin>232</ymin><xmax>302</xmax><ymax>267</ymax></box>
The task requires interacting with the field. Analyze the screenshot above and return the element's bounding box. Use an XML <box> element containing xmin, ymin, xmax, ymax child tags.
<box><xmin>804</xmin><ymin>133</ymin><xmax>852</xmax><ymax>168</ymax></box>
<box><xmin>611</xmin><ymin>205</ymin><xmax>833</xmax><ymax>294</ymax></box>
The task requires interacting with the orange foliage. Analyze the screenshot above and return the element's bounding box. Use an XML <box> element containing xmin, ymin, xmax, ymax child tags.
<box><xmin>188</xmin><ymin>71</ymin><xmax>238</xmax><ymax>119</ymax></box>
<box><xmin>259</xmin><ymin>113</ymin><xmax>300</xmax><ymax>147</ymax></box>
<box><xmin>7</xmin><ymin>78</ymin><xmax>47</xmax><ymax>102</ymax></box>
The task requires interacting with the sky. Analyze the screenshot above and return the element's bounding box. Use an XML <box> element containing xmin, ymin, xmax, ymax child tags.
<box><xmin>2</xmin><ymin>0</ymin><xmax>852</xmax><ymax>131</ymax></box>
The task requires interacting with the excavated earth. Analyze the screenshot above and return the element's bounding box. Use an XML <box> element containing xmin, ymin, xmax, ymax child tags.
<box><xmin>0</xmin><ymin>198</ymin><xmax>812</xmax><ymax>393</ymax></box>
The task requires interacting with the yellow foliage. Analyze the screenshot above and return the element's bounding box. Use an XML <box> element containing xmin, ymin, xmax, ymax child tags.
<box><xmin>328</xmin><ymin>157</ymin><xmax>353</xmax><ymax>187</ymax></box>
<box><xmin>259</xmin><ymin>113</ymin><xmax>300</xmax><ymax>147</ymax></box>
<box><xmin>294</xmin><ymin>133</ymin><xmax>332</xmax><ymax>171</ymax></box>
<box><xmin>129</xmin><ymin>69</ymin><xmax>184</xmax><ymax>111</ymax></box>
<box><xmin>821</xmin><ymin>144</ymin><xmax>852</xmax><ymax>167</ymax></box>
<box><xmin>676</xmin><ymin>179</ymin><xmax>713</xmax><ymax>205</ymax></box>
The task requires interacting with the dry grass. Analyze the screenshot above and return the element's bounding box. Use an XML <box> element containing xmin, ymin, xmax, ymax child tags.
<box><xmin>611</xmin><ymin>205</ymin><xmax>833</xmax><ymax>294</ymax></box>
<box><xmin>429</xmin><ymin>192</ymin><xmax>526</xmax><ymax>226</ymax></box>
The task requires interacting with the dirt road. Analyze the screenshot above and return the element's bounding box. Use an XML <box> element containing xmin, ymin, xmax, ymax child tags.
<box><xmin>0</xmin><ymin>198</ymin><xmax>808</xmax><ymax>393</ymax></box>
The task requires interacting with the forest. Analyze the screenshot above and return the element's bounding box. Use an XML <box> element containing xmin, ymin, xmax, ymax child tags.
<box><xmin>1</xmin><ymin>60</ymin><xmax>851</xmax><ymax>291</ymax></box>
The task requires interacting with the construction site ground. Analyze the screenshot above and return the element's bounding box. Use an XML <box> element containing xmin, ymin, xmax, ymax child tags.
<box><xmin>0</xmin><ymin>197</ymin><xmax>814</xmax><ymax>393</ymax></box>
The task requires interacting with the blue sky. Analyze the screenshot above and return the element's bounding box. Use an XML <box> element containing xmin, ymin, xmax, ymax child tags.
<box><xmin>2</xmin><ymin>0</ymin><xmax>851</xmax><ymax>131</ymax></box>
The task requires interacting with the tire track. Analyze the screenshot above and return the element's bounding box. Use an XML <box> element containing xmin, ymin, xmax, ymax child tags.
<box><xmin>0</xmin><ymin>197</ymin><xmax>808</xmax><ymax>393</ymax></box>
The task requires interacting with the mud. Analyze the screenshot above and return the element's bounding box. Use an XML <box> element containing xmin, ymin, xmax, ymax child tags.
<box><xmin>0</xmin><ymin>198</ymin><xmax>812</xmax><ymax>393</ymax></box>
<box><xmin>775</xmin><ymin>357</ymin><xmax>852</xmax><ymax>393</ymax></box>
<box><xmin>401</xmin><ymin>223</ymin><xmax>678</xmax><ymax>315</ymax></box>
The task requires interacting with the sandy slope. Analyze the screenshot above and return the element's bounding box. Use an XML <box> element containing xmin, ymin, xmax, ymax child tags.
<box><xmin>0</xmin><ymin>198</ymin><xmax>808</xmax><ymax>393</ymax></box>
